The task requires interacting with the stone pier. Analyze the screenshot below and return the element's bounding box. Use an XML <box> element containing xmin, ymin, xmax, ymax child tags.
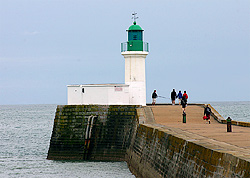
<box><xmin>47</xmin><ymin>104</ymin><xmax>250</xmax><ymax>178</ymax></box>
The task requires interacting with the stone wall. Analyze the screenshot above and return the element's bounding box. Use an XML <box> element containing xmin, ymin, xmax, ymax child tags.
<box><xmin>126</xmin><ymin>107</ymin><xmax>250</xmax><ymax>178</ymax></box>
<box><xmin>47</xmin><ymin>105</ymin><xmax>139</xmax><ymax>161</ymax></box>
<box><xmin>126</xmin><ymin>123</ymin><xmax>250</xmax><ymax>178</ymax></box>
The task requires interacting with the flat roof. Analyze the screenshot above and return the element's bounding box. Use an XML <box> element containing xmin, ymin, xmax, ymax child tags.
<box><xmin>67</xmin><ymin>83</ymin><xmax>129</xmax><ymax>87</ymax></box>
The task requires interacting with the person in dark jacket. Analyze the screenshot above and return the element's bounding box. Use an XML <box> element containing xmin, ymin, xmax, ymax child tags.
<box><xmin>181</xmin><ymin>95</ymin><xmax>187</xmax><ymax>113</ymax></box>
<box><xmin>171</xmin><ymin>89</ymin><xmax>177</xmax><ymax>105</ymax></box>
<box><xmin>204</xmin><ymin>104</ymin><xmax>211</xmax><ymax>124</ymax></box>
<box><xmin>152</xmin><ymin>90</ymin><xmax>158</xmax><ymax>105</ymax></box>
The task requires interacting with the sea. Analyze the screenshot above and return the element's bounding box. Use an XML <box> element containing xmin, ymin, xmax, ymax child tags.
<box><xmin>0</xmin><ymin>101</ymin><xmax>249</xmax><ymax>178</ymax></box>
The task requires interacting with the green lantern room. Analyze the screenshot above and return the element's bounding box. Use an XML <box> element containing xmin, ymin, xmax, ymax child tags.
<box><xmin>127</xmin><ymin>21</ymin><xmax>143</xmax><ymax>51</ymax></box>
<box><xmin>121</xmin><ymin>14</ymin><xmax>149</xmax><ymax>52</ymax></box>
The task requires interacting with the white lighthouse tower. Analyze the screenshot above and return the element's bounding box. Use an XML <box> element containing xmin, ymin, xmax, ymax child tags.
<box><xmin>121</xmin><ymin>13</ymin><xmax>149</xmax><ymax>106</ymax></box>
<box><xmin>67</xmin><ymin>13</ymin><xmax>149</xmax><ymax>106</ymax></box>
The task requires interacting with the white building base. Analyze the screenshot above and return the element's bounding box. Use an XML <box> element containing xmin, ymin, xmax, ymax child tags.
<box><xmin>67</xmin><ymin>84</ymin><xmax>130</xmax><ymax>105</ymax></box>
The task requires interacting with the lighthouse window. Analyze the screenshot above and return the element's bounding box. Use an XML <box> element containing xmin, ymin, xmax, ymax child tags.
<box><xmin>82</xmin><ymin>88</ymin><xmax>84</xmax><ymax>93</ymax></box>
<box><xmin>133</xmin><ymin>35</ymin><xmax>137</xmax><ymax>40</ymax></box>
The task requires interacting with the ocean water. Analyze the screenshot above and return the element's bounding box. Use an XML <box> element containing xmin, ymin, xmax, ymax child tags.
<box><xmin>210</xmin><ymin>101</ymin><xmax>250</xmax><ymax>122</ymax></box>
<box><xmin>0</xmin><ymin>105</ymin><xmax>135</xmax><ymax>178</ymax></box>
<box><xmin>0</xmin><ymin>102</ymin><xmax>249</xmax><ymax>178</ymax></box>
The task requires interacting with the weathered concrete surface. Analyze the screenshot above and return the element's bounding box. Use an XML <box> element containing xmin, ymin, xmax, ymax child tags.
<box><xmin>151</xmin><ymin>105</ymin><xmax>250</xmax><ymax>149</ymax></box>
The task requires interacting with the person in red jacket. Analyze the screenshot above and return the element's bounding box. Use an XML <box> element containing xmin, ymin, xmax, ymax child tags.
<box><xmin>183</xmin><ymin>91</ymin><xmax>188</xmax><ymax>101</ymax></box>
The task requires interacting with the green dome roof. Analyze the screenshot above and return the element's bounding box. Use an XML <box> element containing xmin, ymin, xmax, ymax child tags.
<box><xmin>127</xmin><ymin>21</ymin><xmax>143</xmax><ymax>31</ymax></box>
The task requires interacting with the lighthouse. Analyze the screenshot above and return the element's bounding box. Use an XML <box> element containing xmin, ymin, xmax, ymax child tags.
<box><xmin>67</xmin><ymin>13</ymin><xmax>148</xmax><ymax>106</ymax></box>
<box><xmin>121</xmin><ymin>13</ymin><xmax>149</xmax><ymax>106</ymax></box>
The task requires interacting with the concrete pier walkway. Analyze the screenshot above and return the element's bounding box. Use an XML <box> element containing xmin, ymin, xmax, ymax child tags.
<box><xmin>149</xmin><ymin>105</ymin><xmax>250</xmax><ymax>160</ymax></box>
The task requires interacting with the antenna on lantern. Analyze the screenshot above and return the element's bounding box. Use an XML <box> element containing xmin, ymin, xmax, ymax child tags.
<box><xmin>132</xmin><ymin>12</ymin><xmax>138</xmax><ymax>24</ymax></box>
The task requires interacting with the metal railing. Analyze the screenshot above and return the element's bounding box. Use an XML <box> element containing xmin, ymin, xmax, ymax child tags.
<box><xmin>121</xmin><ymin>42</ymin><xmax>149</xmax><ymax>52</ymax></box>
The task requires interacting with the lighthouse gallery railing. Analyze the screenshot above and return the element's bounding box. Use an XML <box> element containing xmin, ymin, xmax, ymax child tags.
<box><xmin>121</xmin><ymin>42</ymin><xmax>149</xmax><ymax>52</ymax></box>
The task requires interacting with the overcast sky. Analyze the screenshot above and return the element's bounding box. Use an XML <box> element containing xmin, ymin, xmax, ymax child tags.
<box><xmin>0</xmin><ymin>0</ymin><xmax>249</xmax><ymax>105</ymax></box>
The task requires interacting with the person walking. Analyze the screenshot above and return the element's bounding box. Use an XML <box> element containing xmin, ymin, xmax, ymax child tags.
<box><xmin>181</xmin><ymin>96</ymin><xmax>187</xmax><ymax>113</ymax></box>
<box><xmin>204</xmin><ymin>104</ymin><xmax>211</xmax><ymax>124</ymax></box>
<box><xmin>183</xmin><ymin>91</ymin><xmax>188</xmax><ymax>100</ymax></box>
<box><xmin>183</xmin><ymin>91</ymin><xmax>188</xmax><ymax>104</ymax></box>
<box><xmin>176</xmin><ymin>90</ymin><xmax>182</xmax><ymax>105</ymax></box>
<box><xmin>170</xmin><ymin>89</ymin><xmax>177</xmax><ymax>105</ymax></box>
<box><xmin>152</xmin><ymin>90</ymin><xmax>158</xmax><ymax>105</ymax></box>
